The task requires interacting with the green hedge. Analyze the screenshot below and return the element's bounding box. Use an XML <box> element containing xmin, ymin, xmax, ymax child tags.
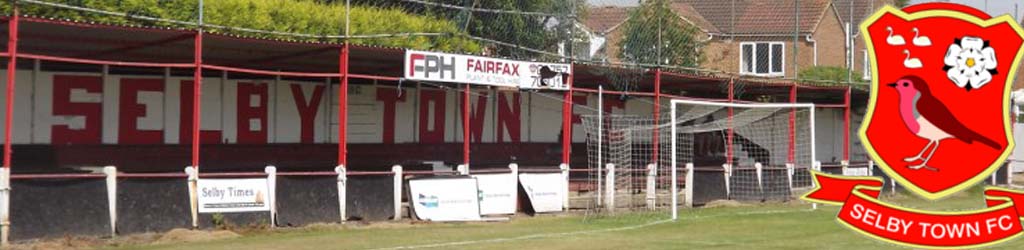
<box><xmin>3</xmin><ymin>0</ymin><xmax>480</xmax><ymax>52</ymax></box>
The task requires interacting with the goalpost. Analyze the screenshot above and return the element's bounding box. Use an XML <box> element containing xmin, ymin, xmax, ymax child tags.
<box><xmin>579</xmin><ymin>98</ymin><xmax>816</xmax><ymax>221</ymax></box>
<box><xmin>670</xmin><ymin>99</ymin><xmax>816</xmax><ymax>219</ymax></box>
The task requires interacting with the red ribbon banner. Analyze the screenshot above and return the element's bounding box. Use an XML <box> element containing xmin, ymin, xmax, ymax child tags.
<box><xmin>802</xmin><ymin>171</ymin><xmax>1024</xmax><ymax>249</ymax></box>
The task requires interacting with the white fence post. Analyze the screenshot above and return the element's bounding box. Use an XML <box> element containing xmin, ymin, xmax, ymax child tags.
<box><xmin>559</xmin><ymin>163</ymin><xmax>569</xmax><ymax>211</ymax></box>
<box><xmin>185</xmin><ymin>166</ymin><xmax>198</xmax><ymax>229</ymax></box>
<box><xmin>754</xmin><ymin>163</ymin><xmax>763</xmax><ymax>193</ymax></box>
<box><xmin>723</xmin><ymin>164</ymin><xmax>732</xmax><ymax>199</ymax></box>
<box><xmin>103</xmin><ymin>166</ymin><xmax>117</xmax><ymax>237</ymax></box>
<box><xmin>604</xmin><ymin>163</ymin><xmax>615</xmax><ymax>211</ymax></box>
<box><xmin>335</xmin><ymin>165</ymin><xmax>346</xmax><ymax>222</ymax></box>
<box><xmin>646</xmin><ymin>164</ymin><xmax>656</xmax><ymax>209</ymax></box>
<box><xmin>684</xmin><ymin>163</ymin><xmax>694</xmax><ymax>208</ymax></box>
<box><xmin>1</xmin><ymin>167</ymin><xmax>10</xmax><ymax>246</ymax></box>
<box><xmin>509</xmin><ymin>163</ymin><xmax>519</xmax><ymax>212</ymax></box>
<box><xmin>786</xmin><ymin>163</ymin><xmax>795</xmax><ymax>190</ymax></box>
<box><xmin>812</xmin><ymin>161</ymin><xmax>821</xmax><ymax>210</ymax></box>
<box><xmin>392</xmin><ymin>165</ymin><xmax>403</xmax><ymax>221</ymax></box>
<box><xmin>868</xmin><ymin>161</ymin><xmax>875</xmax><ymax>176</ymax></box>
<box><xmin>265</xmin><ymin>166</ymin><xmax>277</xmax><ymax>228</ymax></box>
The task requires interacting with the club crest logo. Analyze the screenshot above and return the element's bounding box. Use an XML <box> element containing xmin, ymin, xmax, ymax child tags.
<box><xmin>802</xmin><ymin>3</ymin><xmax>1024</xmax><ymax>249</ymax></box>
<box><xmin>861</xmin><ymin>4</ymin><xmax>1021</xmax><ymax>199</ymax></box>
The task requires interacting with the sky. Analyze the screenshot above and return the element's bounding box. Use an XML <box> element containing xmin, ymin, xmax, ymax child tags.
<box><xmin>587</xmin><ymin>0</ymin><xmax>1024</xmax><ymax>21</ymax></box>
<box><xmin>913</xmin><ymin>0</ymin><xmax>1024</xmax><ymax>20</ymax></box>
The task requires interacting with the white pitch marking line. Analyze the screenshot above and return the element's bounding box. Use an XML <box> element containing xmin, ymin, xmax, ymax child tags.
<box><xmin>370</xmin><ymin>209</ymin><xmax>816</xmax><ymax>250</ymax></box>
<box><xmin>369</xmin><ymin>219</ymin><xmax>671</xmax><ymax>250</ymax></box>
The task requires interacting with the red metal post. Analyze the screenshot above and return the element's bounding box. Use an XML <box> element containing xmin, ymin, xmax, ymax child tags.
<box><xmin>788</xmin><ymin>84</ymin><xmax>797</xmax><ymax>164</ymax></box>
<box><xmin>727</xmin><ymin>79</ymin><xmax>734</xmax><ymax>166</ymax></box>
<box><xmin>3</xmin><ymin>9</ymin><xmax>17</xmax><ymax>168</ymax></box>
<box><xmin>652</xmin><ymin>69</ymin><xmax>661</xmax><ymax>165</ymax></box>
<box><xmin>561</xmin><ymin>67</ymin><xmax>573</xmax><ymax>165</ymax></box>
<box><xmin>844</xmin><ymin>86</ymin><xmax>851</xmax><ymax>162</ymax></box>
<box><xmin>191</xmin><ymin>30</ymin><xmax>202</xmax><ymax>170</ymax></box>
<box><xmin>338</xmin><ymin>43</ymin><xmax>349</xmax><ymax>167</ymax></box>
<box><xmin>463</xmin><ymin>84</ymin><xmax>471</xmax><ymax>166</ymax></box>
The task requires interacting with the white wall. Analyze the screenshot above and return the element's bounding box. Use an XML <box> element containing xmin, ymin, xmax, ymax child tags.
<box><xmin>0</xmin><ymin>66</ymin><xmax>854</xmax><ymax>159</ymax></box>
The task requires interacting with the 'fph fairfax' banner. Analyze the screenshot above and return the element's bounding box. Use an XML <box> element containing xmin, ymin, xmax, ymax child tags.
<box><xmin>802</xmin><ymin>3</ymin><xmax>1024</xmax><ymax>248</ymax></box>
<box><xmin>404</xmin><ymin>50</ymin><xmax>571</xmax><ymax>90</ymax></box>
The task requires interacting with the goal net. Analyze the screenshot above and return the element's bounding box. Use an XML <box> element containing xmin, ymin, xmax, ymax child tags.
<box><xmin>580</xmin><ymin>99</ymin><xmax>815</xmax><ymax>220</ymax></box>
<box><xmin>671</xmin><ymin>99</ymin><xmax>816</xmax><ymax>206</ymax></box>
<box><xmin>581</xmin><ymin>114</ymin><xmax>678</xmax><ymax>220</ymax></box>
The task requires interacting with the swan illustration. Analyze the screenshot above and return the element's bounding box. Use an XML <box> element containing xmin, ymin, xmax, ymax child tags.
<box><xmin>887</xmin><ymin>26</ymin><xmax>906</xmax><ymax>46</ymax></box>
<box><xmin>903</xmin><ymin>49</ymin><xmax>922</xmax><ymax>68</ymax></box>
<box><xmin>912</xmin><ymin>28</ymin><xmax>931</xmax><ymax>46</ymax></box>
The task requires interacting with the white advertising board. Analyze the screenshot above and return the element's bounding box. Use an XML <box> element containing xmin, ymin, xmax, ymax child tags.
<box><xmin>404</xmin><ymin>50</ymin><xmax>571</xmax><ymax>90</ymax></box>
<box><xmin>842</xmin><ymin>167</ymin><xmax>871</xmax><ymax>176</ymax></box>
<box><xmin>518</xmin><ymin>173</ymin><xmax>564</xmax><ymax>213</ymax></box>
<box><xmin>197</xmin><ymin>178</ymin><xmax>271</xmax><ymax>213</ymax></box>
<box><xmin>472</xmin><ymin>173</ymin><xmax>517</xmax><ymax>215</ymax></box>
<box><xmin>408</xmin><ymin>177</ymin><xmax>482</xmax><ymax>221</ymax></box>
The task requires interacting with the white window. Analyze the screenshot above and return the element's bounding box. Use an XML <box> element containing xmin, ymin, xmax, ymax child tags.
<box><xmin>740</xmin><ymin>42</ymin><xmax>785</xmax><ymax>77</ymax></box>
<box><xmin>862</xmin><ymin>50</ymin><xmax>871</xmax><ymax>81</ymax></box>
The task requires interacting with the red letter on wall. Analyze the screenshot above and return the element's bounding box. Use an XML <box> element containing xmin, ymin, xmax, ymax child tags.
<box><xmin>418</xmin><ymin>89</ymin><xmax>446</xmax><ymax>143</ymax></box>
<box><xmin>52</xmin><ymin>75</ymin><xmax>102</xmax><ymax>145</ymax></box>
<box><xmin>290</xmin><ymin>84</ymin><xmax>325</xmax><ymax>143</ymax></box>
<box><xmin>376</xmin><ymin>87</ymin><xmax>406</xmax><ymax>144</ymax></box>
<box><xmin>571</xmin><ymin>94</ymin><xmax>588</xmax><ymax>124</ymax></box>
<box><xmin>119</xmin><ymin>78</ymin><xmax>164</xmax><ymax>144</ymax></box>
<box><xmin>180</xmin><ymin>80</ymin><xmax>222</xmax><ymax>144</ymax></box>
<box><xmin>237</xmin><ymin>82</ymin><xmax>268</xmax><ymax>144</ymax></box>
<box><xmin>602</xmin><ymin>96</ymin><xmax>625</xmax><ymax>114</ymax></box>
<box><xmin>496</xmin><ymin>92</ymin><xmax>520</xmax><ymax>143</ymax></box>
<box><xmin>461</xmin><ymin>91</ymin><xmax>487</xmax><ymax>143</ymax></box>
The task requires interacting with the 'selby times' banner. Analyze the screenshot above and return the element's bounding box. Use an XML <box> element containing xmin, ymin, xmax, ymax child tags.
<box><xmin>404</xmin><ymin>50</ymin><xmax>571</xmax><ymax>90</ymax></box>
<box><xmin>197</xmin><ymin>178</ymin><xmax>271</xmax><ymax>213</ymax></box>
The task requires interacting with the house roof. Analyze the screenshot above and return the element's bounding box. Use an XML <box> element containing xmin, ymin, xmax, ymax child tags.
<box><xmin>676</xmin><ymin>0</ymin><xmax>832</xmax><ymax>35</ymax></box>
<box><xmin>582</xmin><ymin>6</ymin><xmax>633</xmax><ymax>34</ymax></box>
<box><xmin>834</xmin><ymin>0</ymin><xmax>883</xmax><ymax>35</ymax></box>
<box><xmin>582</xmin><ymin>4</ymin><xmax>722</xmax><ymax>34</ymax></box>
<box><xmin>669</xmin><ymin>2</ymin><xmax>720</xmax><ymax>33</ymax></box>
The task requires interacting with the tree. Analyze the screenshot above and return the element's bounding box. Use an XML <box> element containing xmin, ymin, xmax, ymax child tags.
<box><xmin>618</xmin><ymin>0</ymin><xmax>704</xmax><ymax>68</ymax></box>
<box><xmin>3</xmin><ymin>0</ymin><xmax>480</xmax><ymax>52</ymax></box>
<box><xmin>798</xmin><ymin>66</ymin><xmax>866</xmax><ymax>85</ymax></box>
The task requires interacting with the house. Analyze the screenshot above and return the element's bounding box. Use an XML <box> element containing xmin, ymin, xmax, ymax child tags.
<box><xmin>583</xmin><ymin>0</ymin><xmax>893</xmax><ymax>80</ymax></box>
<box><xmin>579</xmin><ymin>6</ymin><xmax>633</xmax><ymax>62</ymax></box>
<box><xmin>1016</xmin><ymin>18</ymin><xmax>1024</xmax><ymax>90</ymax></box>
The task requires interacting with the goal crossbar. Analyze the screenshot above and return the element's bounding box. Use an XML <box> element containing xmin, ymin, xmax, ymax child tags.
<box><xmin>669</xmin><ymin>99</ymin><xmax>817</xmax><ymax>220</ymax></box>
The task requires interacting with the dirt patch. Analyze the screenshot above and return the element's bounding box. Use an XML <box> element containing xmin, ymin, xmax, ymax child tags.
<box><xmin>9</xmin><ymin>236</ymin><xmax>102</xmax><ymax>250</ymax></box>
<box><xmin>154</xmin><ymin>229</ymin><xmax>240</xmax><ymax>244</ymax></box>
<box><xmin>702</xmin><ymin>200</ymin><xmax>748</xmax><ymax>208</ymax></box>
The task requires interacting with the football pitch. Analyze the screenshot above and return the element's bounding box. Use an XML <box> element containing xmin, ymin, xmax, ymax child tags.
<box><xmin>104</xmin><ymin>187</ymin><xmax>1024</xmax><ymax>250</ymax></box>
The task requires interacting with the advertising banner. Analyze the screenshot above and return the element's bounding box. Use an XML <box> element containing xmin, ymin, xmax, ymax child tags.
<box><xmin>473</xmin><ymin>173</ymin><xmax>517</xmax><ymax>215</ymax></box>
<box><xmin>404</xmin><ymin>50</ymin><xmax>571</xmax><ymax>90</ymax></box>
<box><xmin>518</xmin><ymin>173</ymin><xmax>564</xmax><ymax>213</ymax></box>
<box><xmin>197</xmin><ymin>178</ymin><xmax>271</xmax><ymax>213</ymax></box>
<box><xmin>408</xmin><ymin>177</ymin><xmax>482</xmax><ymax>221</ymax></box>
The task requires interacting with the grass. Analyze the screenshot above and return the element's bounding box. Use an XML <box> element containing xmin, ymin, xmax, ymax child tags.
<box><xmin>103</xmin><ymin>186</ymin><xmax>1024</xmax><ymax>250</ymax></box>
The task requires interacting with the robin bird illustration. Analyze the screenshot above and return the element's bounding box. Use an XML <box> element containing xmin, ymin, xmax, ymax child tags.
<box><xmin>889</xmin><ymin>75</ymin><xmax>1001</xmax><ymax>171</ymax></box>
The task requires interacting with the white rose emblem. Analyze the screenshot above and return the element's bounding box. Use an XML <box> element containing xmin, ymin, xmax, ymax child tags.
<box><xmin>943</xmin><ymin>36</ymin><xmax>997</xmax><ymax>91</ymax></box>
